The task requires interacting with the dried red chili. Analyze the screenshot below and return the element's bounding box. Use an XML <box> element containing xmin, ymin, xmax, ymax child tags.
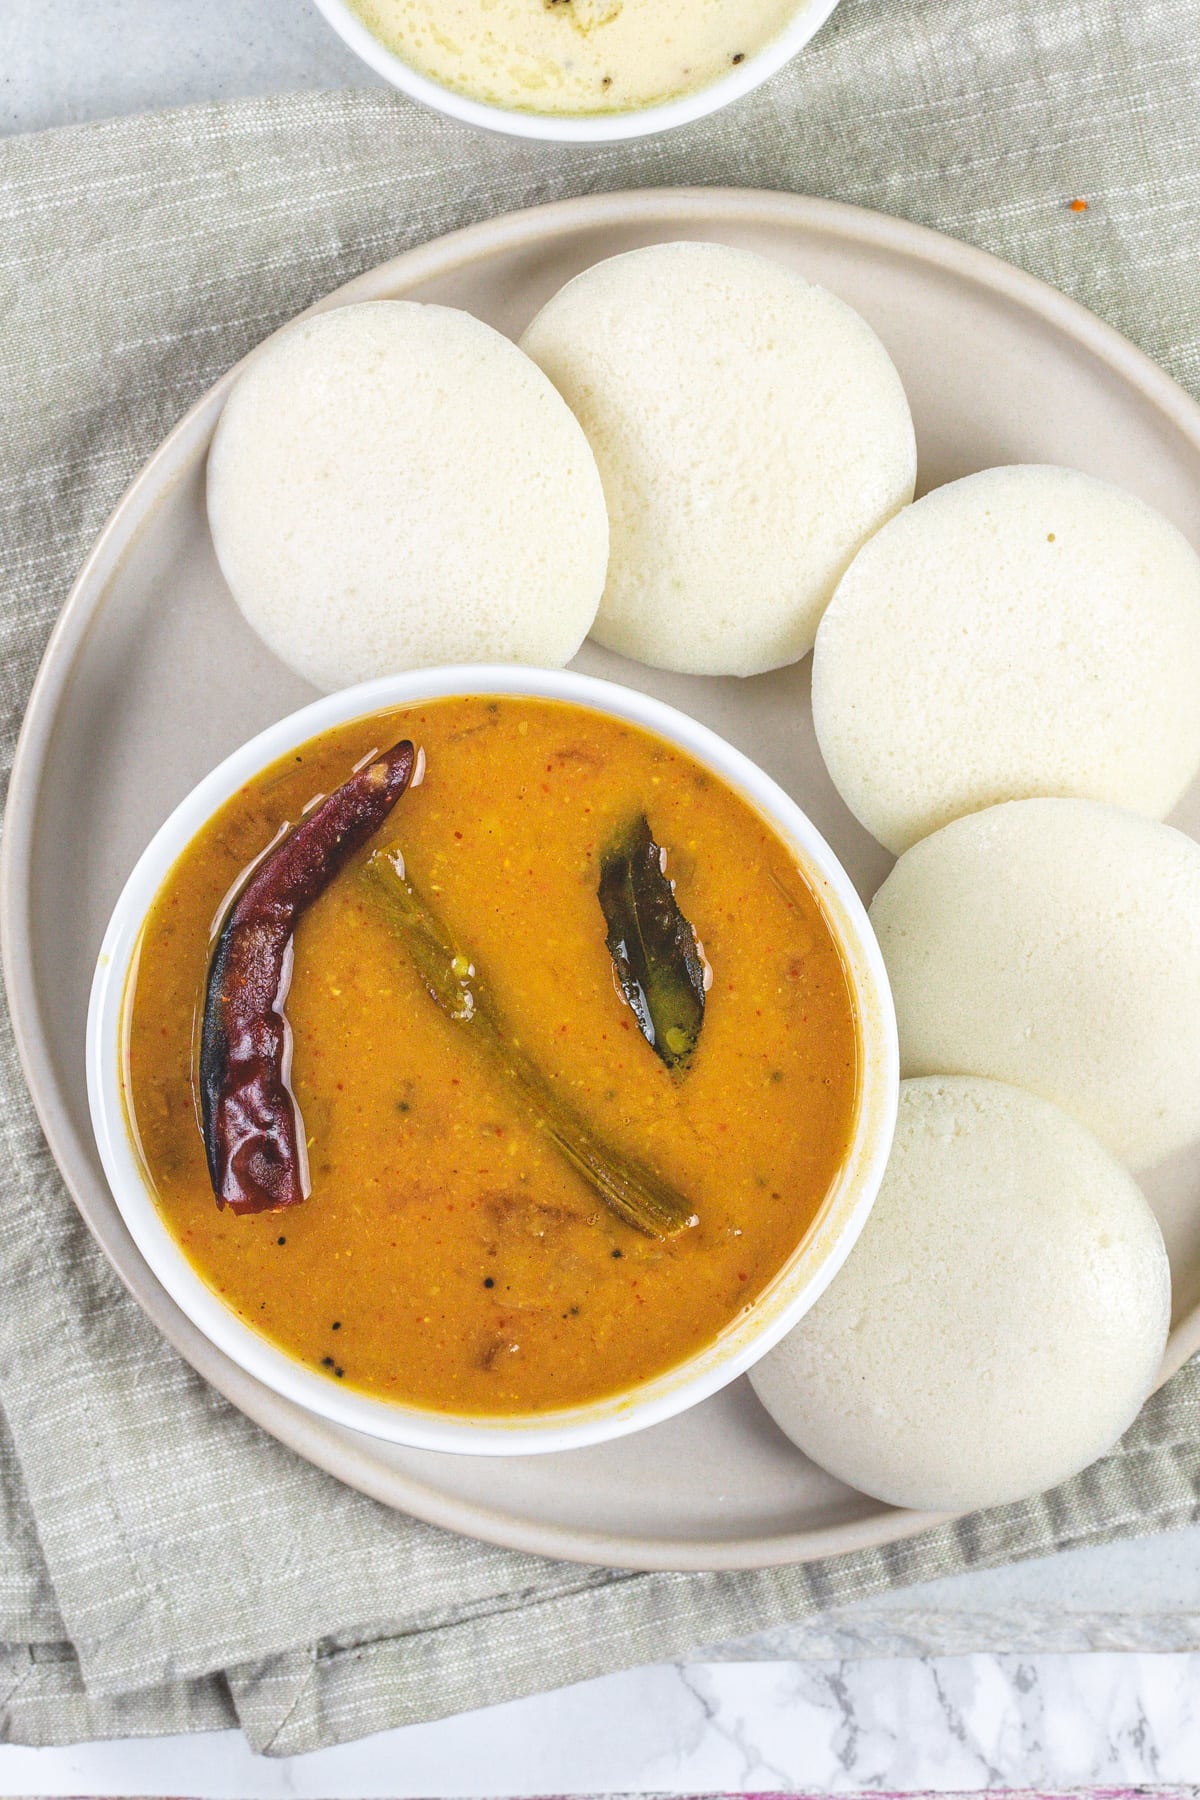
<box><xmin>199</xmin><ymin>737</ymin><xmax>416</xmax><ymax>1214</ymax></box>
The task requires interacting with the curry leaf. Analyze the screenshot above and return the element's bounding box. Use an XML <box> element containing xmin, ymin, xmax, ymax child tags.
<box><xmin>598</xmin><ymin>813</ymin><xmax>707</xmax><ymax>1072</ymax></box>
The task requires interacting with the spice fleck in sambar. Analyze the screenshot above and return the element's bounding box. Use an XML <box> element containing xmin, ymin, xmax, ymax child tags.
<box><xmin>123</xmin><ymin>697</ymin><xmax>859</xmax><ymax>1415</ymax></box>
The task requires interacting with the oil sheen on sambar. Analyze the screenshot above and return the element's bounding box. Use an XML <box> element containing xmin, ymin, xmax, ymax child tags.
<box><xmin>124</xmin><ymin>698</ymin><xmax>858</xmax><ymax>1416</ymax></box>
<box><xmin>346</xmin><ymin>0</ymin><xmax>805</xmax><ymax>117</ymax></box>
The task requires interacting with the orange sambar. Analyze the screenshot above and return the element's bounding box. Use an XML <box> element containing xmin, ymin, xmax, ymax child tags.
<box><xmin>124</xmin><ymin>697</ymin><xmax>859</xmax><ymax>1415</ymax></box>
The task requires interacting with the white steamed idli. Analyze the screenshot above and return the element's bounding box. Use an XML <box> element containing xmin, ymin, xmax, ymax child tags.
<box><xmin>750</xmin><ymin>1076</ymin><xmax>1170</xmax><ymax>1513</ymax></box>
<box><xmin>207</xmin><ymin>301</ymin><xmax>609</xmax><ymax>691</ymax></box>
<box><xmin>870</xmin><ymin>797</ymin><xmax>1200</xmax><ymax>1169</ymax></box>
<box><xmin>518</xmin><ymin>241</ymin><xmax>916</xmax><ymax>677</ymax></box>
<box><xmin>812</xmin><ymin>464</ymin><xmax>1200</xmax><ymax>854</ymax></box>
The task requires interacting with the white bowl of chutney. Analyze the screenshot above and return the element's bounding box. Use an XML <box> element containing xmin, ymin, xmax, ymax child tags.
<box><xmin>308</xmin><ymin>0</ymin><xmax>844</xmax><ymax>143</ymax></box>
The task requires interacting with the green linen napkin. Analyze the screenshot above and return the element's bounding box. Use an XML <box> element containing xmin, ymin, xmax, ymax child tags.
<box><xmin>2</xmin><ymin>0</ymin><xmax>1200</xmax><ymax>1757</ymax></box>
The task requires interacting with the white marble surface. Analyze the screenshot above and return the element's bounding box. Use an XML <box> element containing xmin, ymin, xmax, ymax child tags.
<box><xmin>0</xmin><ymin>0</ymin><xmax>382</xmax><ymax>137</ymax></box>
<box><xmin>4</xmin><ymin>1</ymin><xmax>1200</xmax><ymax>1790</ymax></box>
<box><xmin>2</xmin><ymin>1651</ymin><xmax>1200</xmax><ymax>1795</ymax></box>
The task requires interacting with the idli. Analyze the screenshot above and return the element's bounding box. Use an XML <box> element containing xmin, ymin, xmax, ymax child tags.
<box><xmin>871</xmin><ymin>797</ymin><xmax>1200</xmax><ymax>1169</ymax></box>
<box><xmin>750</xmin><ymin>1077</ymin><xmax>1170</xmax><ymax>1513</ymax></box>
<box><xmin>812</xmin><ymin>464</ymin><xmax>1200</xmax><ymax>854</ymax></box>
<box><xmin>519</xmin><ymin>241</ymin><xmax>916</xmax><ymax>677</ymax></box>
<box><xmin>207</xmin><ymin>301</ymin><xmax>609</xmax><ymax>691</ymax></box>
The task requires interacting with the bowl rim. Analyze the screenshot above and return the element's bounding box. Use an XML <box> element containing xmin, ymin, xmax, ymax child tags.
<box><xmin>307</xmin><ymin>0</ymin><xmax>843</xmax><ymax>144</ymax></box>
<box><xmin>86</xmin><ymin>663</ymin><xmax>899</xmax><ymax>1456</ymax></box>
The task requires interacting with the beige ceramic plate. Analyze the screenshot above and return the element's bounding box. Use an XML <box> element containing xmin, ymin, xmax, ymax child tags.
<box><xmin>5</xmin><ymin>189</ymin><xmax>1200</xmax><ymax>1573</ymax></box>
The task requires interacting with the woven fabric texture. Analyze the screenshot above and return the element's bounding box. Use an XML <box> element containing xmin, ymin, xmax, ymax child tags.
<box><xmin>2</xmin><ymin>0</ymin><xmax>1200</xmax><ymax>1755</ymax></box>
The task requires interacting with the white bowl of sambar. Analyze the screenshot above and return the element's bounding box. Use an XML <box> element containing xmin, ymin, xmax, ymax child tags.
<box><xmin>88</xmin><ymin>666</ymin><xmax>898</xmax><ymax>1455</ymax></box>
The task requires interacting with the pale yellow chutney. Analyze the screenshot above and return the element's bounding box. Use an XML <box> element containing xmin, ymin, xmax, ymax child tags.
<box><xmin>346</xmin><ymin>0</ymin><xmax>808</xmax><ymax>116</ymax></box>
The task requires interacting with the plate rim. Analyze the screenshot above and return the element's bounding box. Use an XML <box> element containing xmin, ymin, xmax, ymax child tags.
<box><xmin>3</xmin><ymin>183</ymin><xmax>1199</xmax><ymax>1572</ymax></box>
